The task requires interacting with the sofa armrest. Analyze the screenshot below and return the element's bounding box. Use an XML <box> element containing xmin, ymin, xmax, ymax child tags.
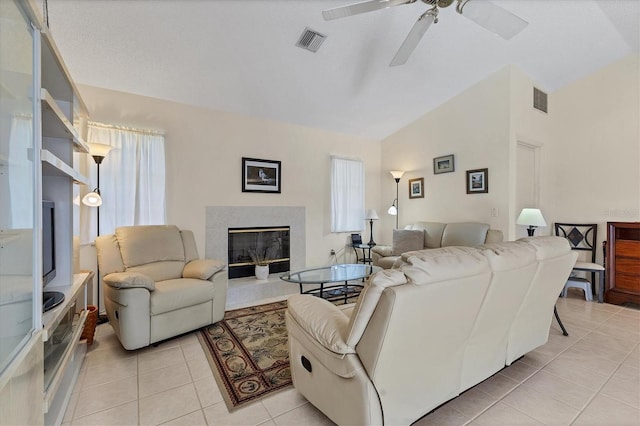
<box><xmin>371</xmin><ymin>245</ymin><xmax>393</xmax><ymax>257</ymax></box>
<box><xmin>183</xmin><ymin>259</ymin><xmax>227</xmax><ymax>280</ymax></box>
<box><xmin>286</xmin><ymin>294</ymin><xmax>355</xmax><ymax>355</ymax></box>
<box><xmin>103</xmin><ymin>272</ymin><xmax>155</xmax><ymax>291</ymax></box>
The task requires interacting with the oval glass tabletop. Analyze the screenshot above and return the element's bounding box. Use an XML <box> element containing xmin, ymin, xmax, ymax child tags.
<box><xmin>280</xmin><ymin>263</ymin><xmax>381</xmax><ymax>284</ymax></box>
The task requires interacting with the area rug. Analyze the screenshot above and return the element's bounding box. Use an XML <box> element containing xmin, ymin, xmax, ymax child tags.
<box><xmin>198</xmin><ymin>300</ymin><xmax>291</xmax><ymax>410</ymax></box>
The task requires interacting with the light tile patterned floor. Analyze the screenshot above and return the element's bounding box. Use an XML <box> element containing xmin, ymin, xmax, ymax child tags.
<box><xmin>64</xmin><ymin>280</ymin><xmax>640</xmax><ymax>426</ymax></box>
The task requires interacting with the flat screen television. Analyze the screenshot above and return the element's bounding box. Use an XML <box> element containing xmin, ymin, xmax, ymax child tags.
<box><xmin>42</xmin><ymin>200</ymin><xmax>63</xmax><ymax>312</ymax></box>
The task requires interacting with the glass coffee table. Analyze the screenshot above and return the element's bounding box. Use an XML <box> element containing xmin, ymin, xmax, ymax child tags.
<box><xmin>281</xmin><ymin>264</ymin><xmax>381</xmax><ymax>303</ymax></box>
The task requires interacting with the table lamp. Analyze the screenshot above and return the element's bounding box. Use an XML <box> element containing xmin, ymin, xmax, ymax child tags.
<box><xmin>516</xmin><ymin>208</ymin><xmax>547</xmax><ymax>236</ymax></box>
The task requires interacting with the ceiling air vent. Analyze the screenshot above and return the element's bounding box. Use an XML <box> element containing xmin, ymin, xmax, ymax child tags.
<box><xmin>296</xmin><ymin>28</ymin><xmax>327</xmax><ymax>53</ymax></box>
<box><xmin>533</xmin><ymin>87</ymin><xmax>548</xmax><ymax>113</ymax></box>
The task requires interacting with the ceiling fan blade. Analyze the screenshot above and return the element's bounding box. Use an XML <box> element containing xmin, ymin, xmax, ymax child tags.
<box><xmin>322</xmin><ymin>0</ymin><xmax>415</xmax><ymax>21</ymax></box>
<box><xmin>457</xmin><ymin>0</ymin><xmax>527</xmax><ymax>40</ymax></box>
<box><xmin>390</xmin><ymin>9</ymin><xmax>436</xmax><ymax>67</ymax></box>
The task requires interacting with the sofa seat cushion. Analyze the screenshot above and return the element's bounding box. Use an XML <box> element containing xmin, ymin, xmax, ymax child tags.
<box><xmin>150</xmin><ymin>278</ymin><xmax>215</xmax><ymax>315</ymax></box>
<box><xmin>392</xmin><ymin>229</ymin><xmax>424</xmax><ymax>255</ymax></box>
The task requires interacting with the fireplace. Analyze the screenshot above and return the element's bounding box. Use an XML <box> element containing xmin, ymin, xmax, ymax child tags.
<box><xmin>228</xmin><ymin>226</ymin><xmax>290</xmax><ymax>279</ymax></box>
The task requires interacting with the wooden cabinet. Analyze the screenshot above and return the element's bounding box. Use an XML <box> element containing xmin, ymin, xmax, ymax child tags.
<box><xmin>605</xmin><ymin>222</ymin><xmax>640</xmax><ymax>305</ymax></box>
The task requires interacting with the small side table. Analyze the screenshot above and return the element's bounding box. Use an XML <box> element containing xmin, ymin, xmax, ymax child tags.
<box><xmin>352</xmin><ymin>243</ymin><xmax>373</xmax><ymax>265</ymax></box>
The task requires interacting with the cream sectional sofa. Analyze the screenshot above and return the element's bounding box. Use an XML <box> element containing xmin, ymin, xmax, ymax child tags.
<box><xmin>96</xmin><ymin>225</ymin><xmax>227</xmax><ymax>350</ymax></box>
<box><xmin>286</xmin><ymin>236</ymin><xmax>576</xmax><ymax>426</ymax></box>
<box><xmin>371</xmin><ymin>221</ymin><xmax>503</xmax><ymax>269</ymax></box>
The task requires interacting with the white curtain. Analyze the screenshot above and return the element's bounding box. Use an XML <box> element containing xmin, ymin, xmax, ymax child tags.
<box><xmin>331</xmin><ymin>156</ymin><xmax>365</xmax><ymax>233</ymax></box>
<box><xmin>80</xmin><ymin>123</ymin><xmax>166</xmax><ymax>243</ymax></box>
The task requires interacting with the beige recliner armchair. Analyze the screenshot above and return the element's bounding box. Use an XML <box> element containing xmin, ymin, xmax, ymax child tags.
<box><xmin>96</xmin><ymin>225</ymin><xmax>227</xmax><ymax>350</ymax></box>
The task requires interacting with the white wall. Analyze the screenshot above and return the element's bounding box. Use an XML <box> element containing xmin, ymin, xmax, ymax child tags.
<box><xmin>508</xmin><ymin>66</ymin><xmax>555</xmax><ymax>240</ymax></box>
<box><xmin>545</xmin><ymin>54</ymin><xmax>640</xmax><ymax>263</ymax></box>
<box><xmin>379</xmin><ymin>67</ymin><xmax>512</xmax><ymax>243</ymax></box>
<box><xmin>77</xmin><ymin>85</ymin><xmax>381</xmax><ymax>267</ymax></box>
<box><xmin>380</xmin><ymin>54</ymin><xmax>639</xmax><ymax>262</ymax></box>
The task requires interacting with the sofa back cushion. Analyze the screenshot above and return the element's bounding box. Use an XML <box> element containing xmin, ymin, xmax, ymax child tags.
<box><xmin>115</xmin><ymin>225</ymin><xmax>186</xmax><ymax>281</ymax></box>
<box><xmin>505</xmin><ymin>237</ymin><xmax>577</xmax><ymax>364</ymax></box>
<box><xmin>441</xmin><ymin>222</ymin><xmax>489</xmax><ymax>247</ymax></box>
<box><xmin>405</xmin><ymin>222</ymin><xmax>446</xmax><ymax>248</ymax></box>
<box><xmin>459</xmin><ymin>241</ymin><xmax>538</xmax><ymax>390</ymax></box>
<box><xmin>356</xmin><ymin>246</ymin><xmax>492</xmax><ymax>426</ymax></box>
<box><xmin>391</xmin><ymin>229</ymin><xmax>424</xmax><ymax>256</ymax></box>
<box><xmin>96</xmin><ymin>234</ymin><xmax>126</xmax><ymax>276</ymax></box>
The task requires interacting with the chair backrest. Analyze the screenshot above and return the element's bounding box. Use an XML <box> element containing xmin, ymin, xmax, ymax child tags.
<box><xmin>97</xmin><ymin>225</ymin><xmax>194</xmax><ymax>282</ymax></box>
<box><xmin>554</xmin><ymin>223</ymin><xmax>598</xmax><ymax>263</ymax></box>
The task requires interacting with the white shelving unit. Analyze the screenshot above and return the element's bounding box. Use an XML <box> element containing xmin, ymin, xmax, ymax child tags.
<box><xmin>0</xmin><ymin>1</ymin><xmax>93</xmax><ymax>424</ymax></box>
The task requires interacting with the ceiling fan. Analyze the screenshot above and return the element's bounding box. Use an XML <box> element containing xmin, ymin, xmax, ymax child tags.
<box><xmin>322</xmin><ymin>0</ymin><xmax>528</xmax><ymax>66</ymax></box>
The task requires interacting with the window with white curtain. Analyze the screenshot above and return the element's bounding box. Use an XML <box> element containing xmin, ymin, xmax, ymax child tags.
<box><xmin>80</xmin><ymin>122</ymin><xmax>166</xmax><ymax>243</ymax></box>
<box><xmin>331</xmin><ymin>156</ymin><xmax>365</xmax><ymax>233</ymax></box>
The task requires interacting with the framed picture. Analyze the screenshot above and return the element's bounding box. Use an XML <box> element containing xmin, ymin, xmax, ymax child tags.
<box><xmin>433</xmin><ymin>154</ymin><xmax>455</xmax><ymax>174</ymax></box>
<box><xmin>409</xmin><ymin>177</ymin><xmax>424</xmax><ymax>199</ymax></box>
<box><xmin>242</xmin><ymin>157</ymin><xmax>281</xmax><ymax>193</ymax></box>
<box><xmin>466</xmin><ymin>168</ymin><xmax>489</xmax><ymax>194</ymax></box>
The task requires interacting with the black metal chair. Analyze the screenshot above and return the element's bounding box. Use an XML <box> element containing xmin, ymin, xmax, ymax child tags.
<box><xmin>554</xmin><ymin>223</ymin><xmax>605</xmax><ymax>303</ymax></box>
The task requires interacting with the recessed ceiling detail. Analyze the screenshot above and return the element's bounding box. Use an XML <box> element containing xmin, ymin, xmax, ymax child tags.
<box><xmin>296</xmin><ymin>28</ymin><xmax>327</xmax><ymax>53</ymax></box>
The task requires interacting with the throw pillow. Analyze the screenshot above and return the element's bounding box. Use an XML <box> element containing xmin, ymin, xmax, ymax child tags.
<box><xmin>392</xmin><ymin>229</ymin><xmax>424</xmax><ymax>256</ymax></box>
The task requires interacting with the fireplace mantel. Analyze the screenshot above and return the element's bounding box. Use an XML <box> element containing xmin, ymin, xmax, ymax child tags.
<box><xmin>205</xmin><ymin>206</ymin><xmax>306</xmax><ymax>275</ymax></box>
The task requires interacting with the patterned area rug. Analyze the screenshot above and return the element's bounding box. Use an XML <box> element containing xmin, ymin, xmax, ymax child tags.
<box><xmin>198</xmin><ymin>300</ymin><xmax>291</xmax><ymax>410</ymax></box>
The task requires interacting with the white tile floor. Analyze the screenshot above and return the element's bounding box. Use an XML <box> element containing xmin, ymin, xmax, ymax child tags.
<box><xmin>64</xmin><ymin>277</ymin><xmax>640</xmax><ymax>426</ymax></box>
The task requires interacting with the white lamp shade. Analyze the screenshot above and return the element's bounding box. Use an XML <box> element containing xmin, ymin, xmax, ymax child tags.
<box><xmin>88</xmin><ymin>143</ymin><xmax>113</xmax><ymax>158</ymax></box>
<box><xmin>387</xmin><ymin>205</ymin><xmax>398</xmax><ymax>215</ymax></box>
<box><xmin>365</xmin><ymin>209</ymin><xmax>379</xmax><ymax>220</ymax></box>
<box><xmin>516</xmin><ymin>208</ymin><xmax>547</xmax><ymax>227</ymax></box>
<box><xmin>389</xmin><ymin>170</ymin><xmax>405</xmax><ymax>180</ymax></box>
<box><xmin>82</xmin><ymin>191</ymin><xmax>102</xmax><ymax>207</ymax></box>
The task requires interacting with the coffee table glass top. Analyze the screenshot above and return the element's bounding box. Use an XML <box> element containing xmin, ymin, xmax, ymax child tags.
<box><xmin>281</xmin><ymin>263</ymin><xmax>381</xmax><ymax>284</ymax></box>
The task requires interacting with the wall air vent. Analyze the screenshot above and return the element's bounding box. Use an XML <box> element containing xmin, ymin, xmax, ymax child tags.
<box><xmin>533</xmin><ymin>87</ymin><xmax>548</xmax><ymax>113</ymax></box>
<box><xmin>296</xmin><ymin>28</ymin><xmax>327</xmax><ymax>53</ymax></box>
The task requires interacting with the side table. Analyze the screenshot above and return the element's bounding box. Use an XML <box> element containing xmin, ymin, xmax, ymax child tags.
<box><xmin>352</xmin><ymin>243</ymin><xmax>374</xmax><ymax>265</ymax></box>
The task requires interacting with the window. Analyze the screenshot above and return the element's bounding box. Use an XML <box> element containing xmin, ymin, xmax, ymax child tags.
<box><xmin>80</xmin><ymin>123</ymin><xmax>166</xmax><ymax>242</ymax></box>
<box><xmin>331</xmin><ymin>156</ymin><xmax>364</xmax><ymax>232</ymax></box>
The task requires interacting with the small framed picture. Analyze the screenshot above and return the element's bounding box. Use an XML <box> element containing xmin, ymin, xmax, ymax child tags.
<box><xmin>242</xmin><ymin>157</ymin><xmax>281</xmax><ymax>193</ymax></box>
<box><xmin>433</xmin><ymin>154</ymin><xmax>455</xmax><ymax>174</ymax></box>
<box><xmin>466</xmin><ymin>168</ymin><xmax>488</xmax><ymax>194</ymax></box>
<box><xmin>409</xmin><ymin>177</ymin><xmax>424</xmax><ymax>199</ymax></box>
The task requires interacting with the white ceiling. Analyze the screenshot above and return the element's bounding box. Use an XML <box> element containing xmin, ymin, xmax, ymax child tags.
<box><xmin>46</xmin><ymin>0</ymin><xmax>639</xmax><ymax>141</ymax></box>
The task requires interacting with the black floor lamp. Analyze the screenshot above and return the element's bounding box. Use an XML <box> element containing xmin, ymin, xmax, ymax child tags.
<box><xmin>387</xmin><ymin>170</ymin><xmax>404</xmax><ymax>229</ymax></box>
<box><xmin>82</xmin><ymin>143</ymin><xmax>112</xmax><ymax>325</ymax></box>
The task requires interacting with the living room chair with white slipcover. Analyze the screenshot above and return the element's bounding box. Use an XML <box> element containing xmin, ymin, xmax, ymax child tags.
<box><xmin>96</xmin><ymin>225</ymin><xmax>228</xmax><ymax>350</ymax></box>
<box><xmin>554</xmin><ymin>223</ymin><xmax>605</xmax><ymax>303</ymax></box>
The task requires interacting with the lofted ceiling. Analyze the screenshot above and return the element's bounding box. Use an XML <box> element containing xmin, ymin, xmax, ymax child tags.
<box><xmin>45</xmin><ymin>0</ymin><xmax>639</xmax><ymax>141</ymax></box>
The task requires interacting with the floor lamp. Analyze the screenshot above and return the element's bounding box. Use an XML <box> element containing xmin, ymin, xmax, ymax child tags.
<box><xmin>82</xmin><ymin>143</ymin><xmax>112</xmax><ymax>324</ymax></box>
<box><xmin>387</xmin><ymin>170</ymin><xmax>404</xmax><ymax>229</ymax></box>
